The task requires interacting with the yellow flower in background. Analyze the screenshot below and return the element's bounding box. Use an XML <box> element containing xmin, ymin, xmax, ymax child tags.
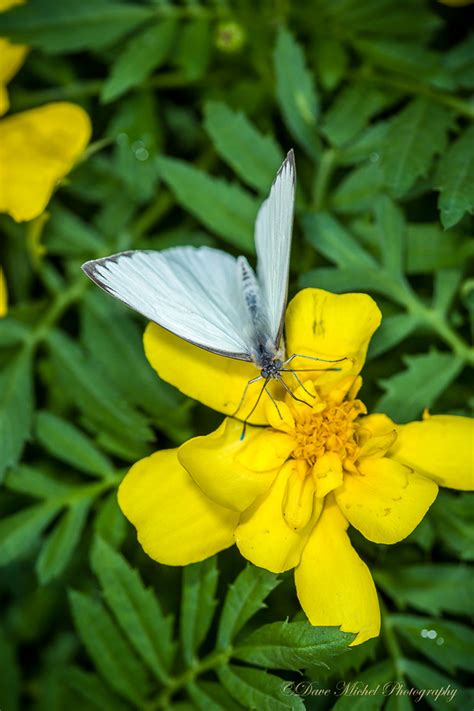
<box><xmin>118</xmin><ymin>289</ymin><xmax>474</xmax><ymax>645</ymax></box>
<box><xmin>0</xmin><ymin>267</ymin><xmax>7</xmax><ymax>316</ymax></box>
<box><xmin>0</xmin><ymin>0</ymin><xmax>91</xmax><ymax>222</ymax></box>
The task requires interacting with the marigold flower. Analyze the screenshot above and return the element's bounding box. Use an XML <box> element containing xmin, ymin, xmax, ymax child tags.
<box><xmin>118</xmin><ymin>288</ymin><xmax>474</xmax><ymax>645</ymax></box>
<box><xmin>0</xmin><ymin>266</ymin><xmax>7</xmax><ymax>317</ymax></box>
<box><xmin>0</xmin><ymin>1</ymin><xmax>91</xmax><ymax>222</ymax></box>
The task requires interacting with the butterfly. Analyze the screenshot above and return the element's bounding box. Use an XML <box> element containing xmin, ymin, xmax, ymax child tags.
<box><xmin>82</xmin><ymin>150</ymin><xmax>341</xmax><ymax>423</ymax></box>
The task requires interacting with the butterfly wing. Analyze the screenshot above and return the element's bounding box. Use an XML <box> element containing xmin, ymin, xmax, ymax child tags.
<box><xmin>82</xmin><ymin>246</ymin><xmax>253</xmax><ymax>360</ymax></box>
<box><xmin>255</xmin><ymin>149</ymin><xmax>296</xmax><ymax>346</ymax></box>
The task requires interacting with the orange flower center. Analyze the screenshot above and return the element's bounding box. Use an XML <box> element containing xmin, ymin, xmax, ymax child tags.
<box><xmin>291</xmin><ymin>399</ymin><xmax>366</xmax><ymax>467</ymax></box>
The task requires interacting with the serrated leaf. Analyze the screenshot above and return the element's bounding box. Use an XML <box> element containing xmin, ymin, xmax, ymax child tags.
<box><xmin>378</xmin><ymin>98</ymin><xmax>454</xmax><ymax>197</ymax></box>
<box><xmin>435</xmin><ymin>125</ymin><xmax>474</xmax><ymax>229</ymax></box>
<box><xmin>102</xmin><ymin>19</ymin><xmax>176</xmax><ymax>102</ymax></box>
<box><xmin>234</xmin><ymin>621</ymin><xmax>354</xmax><ymax>670</ymax></box>
<box><xmin>47</xmin><ymin>329</ymin><xmax>153</xmax><ymax>444</ymax></box>
<box><xmin>332</xmin><ymin>163</ymin><xmax>384</xmax><ymax>214</ymax></box>
<box><xmin>373</xmin><ymin>195</ymin><xmax>405</xmax><ymax>276</ymax></box>
<box><xmin>174</xmin><ymin>18</ymin><xmax>211</xmax><ymax>81</ymax></box>
<box><xmin>355</xmin><ymin>38</ymin><xmax>450</xmax><ymax>87</ymax></box>
<box><xmin>35</xmin><ymin>411</ymin><xmax>113</xmax><ymax>478</ymax></box>
<box><xmin>217</xmin><ymin>564</ymin><xmax>280</xmax><ymax>648</ymax></box>
<box><xmin>91</xmin><ymin>537</ymin><xmax>175</xmax><ymax>682</ymax></box>
<box><xmin>401</xmin><ymin>659</ymin><xmax>468</xmax><ymax>710</ymax></box>
<box><xmin>374</xmin><ymin>564</ymin><xmax>473</xmax><ymax>616</ymax></box>
<box><xmin>303</xmin><ymin>212</ymin><xmax>376</xmax><ymax>268</ymax></box>
<box><xmin>274</xmin><ymin>28</ymin><xmax>320</xmax><ymax>159</ymax></box>
<box><xmin>368</xmin><ymin>313</ymin><xmax>420</xmax><ymax>359</ymax></box>
<box><xmin>0</xmin><ymin>501</ymin><xmax>60</xmax><ymax>566</ymax></box>
<box><xmin>0</xmin><ymin>350</ymin><xmax>34</xmax><ymax>481</ymax></box>
<box><xmin>314</xmin><ymin>35</ymin><xmax>348</xmax><ymax>91</ymax></box>
<box><xmin>203</xmin><ymin>101</ymin><xmax>283</xmax><ymax>192</ymax></box>
<box><xmin>376</xmin><ymin>350</ymin><xmax>464</xmax><ymax>422</ymax></box>
<box><xmin>406</xmin><ymin>223</ymin><xmax>474</xmax><ymax>274</ymax></box>
<box><xmin>65</xmin><ymin>667</ymin><xmax>129</xmax><ymax>711</ymax></box>
<box><xmin>0</xmin><ymin>0</ymin><xmax>153</xmax><ymax>53</ymax></box>
<box><xmin>391</xmin><ymin>614</ymin><xmax>474</xmax><ymax>674</ymax></box>
<box><xmin>5</xmin><ymin>464</ymin><xmax>74</xmax><ymax>499</ymax></box>
<box><xmin>180</xmin><ymin>556</ymin><xmax>218</xmax><ymax>664</ymax></box>
<box><xmin>322</xmin><ymin>85</ymin><xmax>388</xmax><ymax>147</ymax></box>
<box><xmin>431</xmin><ymin>491</ymin><xmax>474</xmax><ymax>561</ymax></box>
<box><xmin>445</xmin><ymin>34</ymin><xmax>474</xmax><ymax>90</ymax></box>
<box><xmin>217</xmin><ymin>665</ymin><xmax>305</xmax><ymax>711</ymax></box>
<box><xmin>157</xmin><ymin>156</ymin><xmax>258</xmax><ymax>251</ymax></box>
<box><xmin>338</xmin><ymin>121</ymin><xmax>389</xmax><ymax>166</ymax></box>
<box><xmin>69</xmin><ymin>590</ymin><xmax>149</xmax><ymax>705</ymax></box>
<box><xmin>187</xmin><ymin>681</ymin><xmax>243</xmax><ymax>711</ymax></box>
<box><xmin>36</xmin><ymin>499</ymin><xmax>91</xmax><ymax>584</ymax></box>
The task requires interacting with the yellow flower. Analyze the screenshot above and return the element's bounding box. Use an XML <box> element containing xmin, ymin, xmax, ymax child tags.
<box><xmin>0</xmin><ymin>0</ymin><xmax>91</xmax><ymax>222</ymax></box>
<box><xmin>118</xmin><ymin>289</ymin><xmax>474</xmax><ymax>645</ymax></box>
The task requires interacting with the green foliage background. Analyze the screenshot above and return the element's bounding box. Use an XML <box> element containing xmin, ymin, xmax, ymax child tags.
<box><xmin>0</xmin><ymin>1</ymin><xmax>473</xmax><ymax>709</ymax></box>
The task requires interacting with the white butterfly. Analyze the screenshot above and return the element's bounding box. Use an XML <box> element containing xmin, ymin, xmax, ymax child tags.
<box><xmin>82</xmin><ymin>150</ymin><xmax>339</xmax><ymax>420</ymax></box>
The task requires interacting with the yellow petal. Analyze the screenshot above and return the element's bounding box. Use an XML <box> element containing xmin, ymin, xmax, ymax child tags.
<box><xmin>282</xmin><ymin>460</ymin><xmax>316</xmax><ymax>530</ymax></box>
<box><xmin>295</xmin><ymin>496</ymin><xmax>380</xmax><ymax>645</ymax></box>
<box><xmin>234</xmin><ymin>461</ymin><xmax>322</xmax><ymax>573</ymax></box>
<box><xmin>335</xmin><ymin>457</ymin><xmax>438</xmax><ymax>544</ymax></box>
<box><xmin>144</xmin><ymin>321</ymin><xmax>284</xmax><ymax>424</ymax></box>
<box><xmin>0</xmin><ymin>38</ymin><xmax>28</xmax><ymax>116</ymax></box>
<box><xmin>285</xmin><ymin>289</ymin><xmax>381</xmax><ymax>393</ymax></box>
<box><xmin>358</xmin><ymin>430</ymin><xmax>397</xmax><ymax>460</ymax></box>
<box><xmin>178</xmin><ymin>418</ymin><xmax>293</xmax><ymax>512</ymax></box>
<box><xmin>0</xmin><ymin>102</ymin><xmax>91</xmax><ymax>221</ymax></box>
<box><xmin>389</xmin><ymin>415</ymin><xmax>474</xmax><ymax>491</ymax></box>
<box><xmin>118</xmin><ymin>448</ymin><xmax>239</xmax><ymax>565</ymax></box>
<box><xmin>313</xmin><ymin>452</ymin><xmax>343</xmax><ymax>498</ymax></box>
<box><xmin>0</xmin><ymin>267</ymin><xmax>7</xmax><ymax>317</ymax></box>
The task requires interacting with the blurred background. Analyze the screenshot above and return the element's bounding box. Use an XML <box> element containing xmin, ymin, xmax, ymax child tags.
<box><xmin>0</xmin><ymin>1</ymin><xmax>472</xmax><ymax>709</ymax></box>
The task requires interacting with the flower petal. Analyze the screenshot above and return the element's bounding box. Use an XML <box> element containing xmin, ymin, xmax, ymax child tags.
<box><xmin>144</xmin><ymin>322</ymin><xmax>284</xmax><ymax>424</ymax></box>
<box><xmin>0</xmin><ymin>102</ymin><xmax>91</xmax><ymax>221</ymax></box>
<box><xmin>118</xmin><ymin>448</ymin><xmax>239</xmax><ymax>565</ymax></box>
<box><xmin>335</xmin><ymin>457</ymin><xmax>438</xmax><ymax>544</ymax></box>
<box><xmin>234</xmin><ymin>461</ymin><xmax>322</xmax><ymax>573</ymax></box>
<box><xmin>178</xmin><ymin>418</ymin><xmax>293</xmax><ymax>512</ymax></box>
<box><xmin>295</xmin><ymin>496</ymin><xmax>380</xmax><ymax>645</ymax></box>
<box><xmin>390</xmin><ymin>415</ymin><xmax>474</xmax><ymax>491</ymax></box>
<box><xmin>313</xmin><ymin>452</ymin><xmax>343</xmax><ymax>498</ymax></box>
<box><xmin>0</xmin><ymin>38</ymin><xmax>28</xmax><ymax>116</ymax></box>
<box><xmin>285</xmin><ymin>289</ymin><xmax>381</xmax><ymax>391</ymax></box>
<box><xmin>0</xmin><ymin>267</ymin><xmax>7</xmax><ymax>317</ymax></box>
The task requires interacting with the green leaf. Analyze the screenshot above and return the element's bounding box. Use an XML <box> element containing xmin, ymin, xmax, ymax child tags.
<box><xmin>0</xmin><ymin>350</ymin><xmax>34</xmax><ymax>481</ymax></box>
<box><xmin>180</xmin><ymin>556</ymin><xmax>218</xmax><ymax>664</ymax></box>
<box><xmin>432</xmin><ymin>269</ymin><xmax>462</xmax><ymax>317</ymax></box>
<box><xmin>217</xmin><ymin>564</ymin><xmax>280</xmax><ymax>648</ymax></box>
<box><xmin>332</xmin><ymin>660</ymin><xmax>393</xmax><ymax>710</ymax></box>
<box><xmin>405</xmin><ymin>223</ymin><xmax>474</xmax><ymax>274</ymax></box>
<box><xmin>303</xmin><ymin>212</ymin><xmax>376</xmax><ymax>268</ymax></box>
<box><xmin>368</xmin><ymin>313</ymin><xmax>420</xmax><ymax>359</ymax></box>
<box><xmin>435</xmin><ymin>125</ymin><xmax>474</xmax><ymax>229</ymax></box>
<box><xmin>378</xmin><ymin>98</ymin><xmax>454</xmax><ymax>197</ymax></box>
<box><xmin>274</xmin><ymin>28</ymin><xmax>320</xmax><ymax>159</ymax></box>
<box><xmin>217</xmin><ymin>665</ymin><xmax>305</xmax><ymax>711</ymax></box>
<box><xmin>354</xmin><ymin>39</ymin><xmax>449</xmax><ymax>87</ymax></box>
<box><xmin>338</xmin><ymin>121</ymin><xmax>390</xmax><ymax>166</ymax></box>
<box><xmin>300</xmin><ymin>266</ymin><xmax>405</xmax><ymax>302</ymax></box>
<box><xmin>322</xmin><ymin>85</ymin><xmax>388</xmax><ymax>147</ymax></box>
<box><xmin>69</xmin><ymin>590</ymin><xmax>149</xmax><ymax>705</ymax></box>
<box><xmin>431</xmin><ymin>491</ymin><xmax>474</xmax><ymax>561</ymax></box>
<box><xmin>36</xmin><ymin>499</ymin><xmax>91</xmax><ymax>584</ymax></box>
<box><xmin>47</xmin><ymin>330</ymin><xmax>153</xmax><ymax>444</ymax></box>
<box><xmin>65</xmin><ymin>667</ymin><xmax>129</xmax><ymax>711</ymax></box>
<box><xmin>0</xmin><ymin>501</ymin><xmax>60</xmax><ymax>566</ymax></box>
<box><xmin>376</xmin><ymin>350</ymin><xmax>464</xmax><ymax>422</ymax></box>
<box><xmin>102</xmin><ymin>19</ymin><xmax>177</xmax><ymax>103</ymax></box>
<box><xmin>391</xmin><ymin>614</ymin><xmax>474</xmax><ymax>674</ymax></box>
<box><xmin>203</xmin><ymin>101</ymin><xmax>283</xmax><ymax>192</ymax></box>
<box><xmin>401</xmin><ymin>659</ymin><xmax>468</xmax><ymax>710</ymax></box>
<box><xmin>157</xmin><ymin>156</ymin><xmax>258</xmax><ymax>252</ymax></box>
<box><xmin>5</xmin><ymin>464</ymin><xmax>74</xmax><ymax>499</ymax></box>
<box><xmin>0</xmin><ymin>0</ymin><xmax>153</xmax><ymax>53</ymax></box>
<box><xmin>94</xmin><ymin>492</ymin><xmax>128</xmax><ymax>549</ymax></box>
<box><xmin>174</xmin><ymin>19</ymin><xmax>212</xmax><ymax>81</ymax></box>
<box><xmin>91</xmin><ymin>537</ymin><xmax>175</xmax><ymax>682</ymax></box>
<box><xmin>331</xmin><ymin>163</ymin><xmax>384</xmax><ymax>214</ymax></box>
<box><xmin>187</xmin><ymin>681</ymin><xmax>243</xmax><ymax>711</ymax></box>
<box><xmin>234</xmin><ymin>621</ymin><xmax>354</xmax><ymax>670</ymax></box>
<box><xmin>374</xmin><ymin>564</ymin><xmax>473</xmax><ymax>616</ymax></box>
<box><xmin>445</xmin><ymin>34</ymin><xmax>474</xmax><ymax>90</ymax></box>
<box><xmin>0</xmin><ymin>626</ymin><xmax>21</xmax><ymax>711</ymax></box>
<box><xmin>373</xmin><ymin>195</ymin><xmax>405</xmax><ymax>276</ymax></box>
<box><xmin>35</xmin><ymin>411</ymin><xmax>113</xmax><ymax>478</ymax></box>
<box><xmin>45</xmin><ymin>205</ymin><xmax>103</xmax><ymax>257</ymax></box>
<box><xmin>314</xmin><ymin>35</ymin><xmax>348</xmax><ymax>92</ymax></box>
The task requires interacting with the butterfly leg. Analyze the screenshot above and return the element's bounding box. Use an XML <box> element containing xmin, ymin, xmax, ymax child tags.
<box><xmin>284</xmin><ymin>369</ymin><xmax>316</xmax><ymax>398</ymax></box>
<box><xmin>231</xmin><ymin>374</ymin><xmax>263</xmax><ymax>418</ymax></box>
<box><xmin>239</xmin><ymin>377</ymin><xmax>270</xmax><ymax>440</ymax></box>
<box><xmin>276</xmin><ymin>375</ymin><xmax>313</xmax><ymax>408</ymax></box>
